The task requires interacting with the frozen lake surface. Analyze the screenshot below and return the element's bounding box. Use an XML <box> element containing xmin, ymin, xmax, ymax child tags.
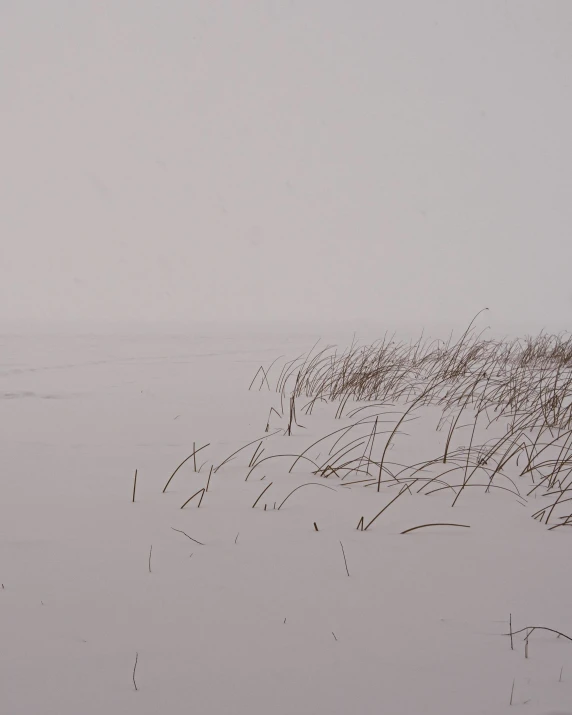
<box><xmin>1</xmin><ymin>325</ymin><xmax>571</xmax><ymax>714</ymax></box>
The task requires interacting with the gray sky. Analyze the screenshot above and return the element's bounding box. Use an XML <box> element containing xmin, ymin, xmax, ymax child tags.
<box><xmin>1</xmin><ymin>1</ymin><xmax>571</xmax><ymax>330</ymax></box>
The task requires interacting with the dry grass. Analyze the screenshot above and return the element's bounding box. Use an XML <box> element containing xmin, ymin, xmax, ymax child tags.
<box><xmin>234</xmin><ymin>316</ymin><xmax>572</xmax><ymax>528</ymax></box>
<box><xmin>160</xmin><ymin>317</ymin><xmax>572</xmax><ymax>532</ymax></box>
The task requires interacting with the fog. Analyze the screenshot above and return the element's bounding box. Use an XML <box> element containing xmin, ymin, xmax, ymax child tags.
<box><xmin>2</xmin><ymin>1</ymin><xmax>571</xmax><ymax>332</ymax></box>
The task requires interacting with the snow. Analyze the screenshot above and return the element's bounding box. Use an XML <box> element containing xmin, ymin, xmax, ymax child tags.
<box><xmin>1</xmin><ymin>325</ymin><xmax>571</xmax><ymax>714</ymax></box>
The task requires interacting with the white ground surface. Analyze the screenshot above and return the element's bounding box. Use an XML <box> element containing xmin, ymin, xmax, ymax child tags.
<box><xmin>1</xmin><ymin>326</ymin><xmax>571</xmax><ymax>714</ymax></box>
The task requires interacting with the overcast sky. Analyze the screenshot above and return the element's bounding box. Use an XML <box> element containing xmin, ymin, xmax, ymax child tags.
<box><xmin>1</xmin><ymin>1</ymin><xmax>571</xmax><ymax>331</ymax></box>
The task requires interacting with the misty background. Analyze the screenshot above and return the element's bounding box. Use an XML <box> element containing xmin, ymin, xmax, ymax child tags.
<box><xmin>1</xmin><ymin>1</ymin><xmax>571</xmax><ymax>333</ymax></box>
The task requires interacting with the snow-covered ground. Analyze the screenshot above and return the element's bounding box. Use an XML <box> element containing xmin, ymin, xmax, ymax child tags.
<box><xmin>1</xmin><ymin>325</ymin><xmax>571</xmax><ymax>714</ymax></box>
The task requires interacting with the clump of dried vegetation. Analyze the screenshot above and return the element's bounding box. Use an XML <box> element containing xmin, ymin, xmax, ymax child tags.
<box><xmin>242</xmin><ymin>312</ymin><xmax>572</xmax><ymax>529</ymax></box>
